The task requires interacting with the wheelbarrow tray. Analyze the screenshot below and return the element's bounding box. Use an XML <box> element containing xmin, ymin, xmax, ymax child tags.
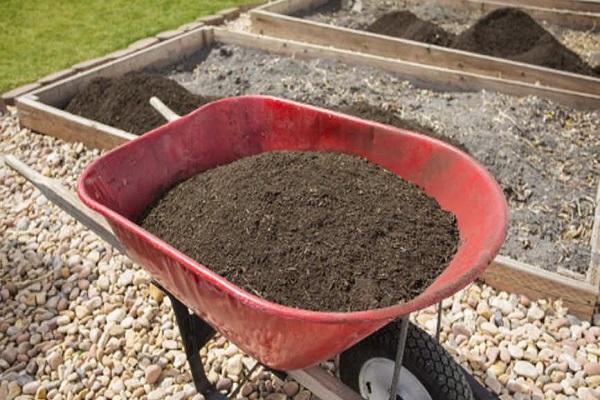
<box><xmin>78</xmin><ymin>95</ymin><xmax>507</xmax><ymax>371</ymax></box>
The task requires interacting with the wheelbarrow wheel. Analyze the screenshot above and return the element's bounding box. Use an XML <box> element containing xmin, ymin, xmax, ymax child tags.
<box><xmin>339</xmin><ymin>321</ymin><xmax>474</xmax><ymax>400</ymax></box>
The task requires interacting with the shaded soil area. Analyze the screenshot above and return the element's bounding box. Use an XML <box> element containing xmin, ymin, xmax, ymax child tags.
<box><xmin>140</xmin><ymin>151</ymin><xmax>459</xmax><ymax>311</ymax></box>
<box><xmin>301</xmin><ymin>2</ymin><xmax>596</xmax><ymax>76</ymax></box>
<box><xmin>65</xmin><ymin>73</ymin><xmax>218</xmax><ymax>135</ymax></box>
<box><xmin>368</xmin><ymin>10</ymin><xmax>456</xmax><ymax>47</ymax></box>
<box><xmin>330</xmin><ymin>100</ymin><xmax>469</xmax><ymax>153</ymax></box>
<box><xmin>453</xmin><ymin>8</ymin><xmax>595</xmax><ymax>75</ymax></box>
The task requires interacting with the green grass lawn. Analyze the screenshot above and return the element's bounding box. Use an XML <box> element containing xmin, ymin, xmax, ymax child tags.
<box><xmin>0</xmin><ymin>0</ymin><xmax>250</xmax><ymax>93</ymax></box>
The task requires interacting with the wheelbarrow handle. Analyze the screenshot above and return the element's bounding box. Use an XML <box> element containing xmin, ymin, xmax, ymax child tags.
<box><xmin>1</xmin><ymin>154</ymin><xmax>124</xmax><ymax>254</ymax></box>
<box><xmin>149</xmin><ymin>96</ymin><xmax>181</xmax><ymax>122</ymax></box>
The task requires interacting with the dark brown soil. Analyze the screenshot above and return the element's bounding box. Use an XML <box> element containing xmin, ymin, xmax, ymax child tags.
<box><xmin>368</xmin><ymin>10</ymin><xmax>456</xmax><ymax>47</ymax></box>
<box><xmin>453</xmin><ymin>8</ymin><xmax>595</xmax><ymax>75</ymax></box>
<box><xmin>332</xmin><ymin>100</ymin><xmax>469</xmax><ymax>153</ymax></box>
<box><xmin>65</xmin><ymin>72</ymin><xmax>219</xmax><ymax>135</ymax></box>
<box><xmin>139</xmin><ymin>151</ymin><xmax>459</xmax><ymax>312</ymax></box>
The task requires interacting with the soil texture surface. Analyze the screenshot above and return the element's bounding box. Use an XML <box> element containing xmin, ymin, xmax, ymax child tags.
<box><xmin>299</xmin><ymin>1</ymin><xmax>597</xmax><ymax>75</ymax></box>
<box><xmin>367</xmin><ymin>10</ymin><xmax>455</xmax><ymax>47</ymax></box>
<box><xmin>140</xmin><ymin>151</ymin><xmax>459</xmax><ymax>311</ymax></box>
<box><xmin>65</xmin><ymin>72</ymin><xmax>218</xmax><ymax>135</ymax></box>
<box><xmin>162</xmin><ymin>44</ymin><xmax>599</xmax><ymax>274</ymax></box>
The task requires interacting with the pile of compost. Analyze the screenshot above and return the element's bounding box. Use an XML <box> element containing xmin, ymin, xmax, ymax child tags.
<box><xmin>453</xmin><ymin>8</ymin><xmax>595</xmax><ymax>75</ymax></box>
<box><xmin>368</xmin><ymin>10</ymin><xmax>456</xmax><ymax>47</ymax></box>
<box><xmin>364</xmin><ymin>7</ymin><xmax>595</xmax><ymax>75</ymax></box>
<box><xmin>140</xmin><ymin>151</ymin><xmax>459</xmax><ymax>312</ymax></box>
<box><xmin>65</xmin><ymin>73</ymin><xmax>218</xmax><ymax>135</ymax></box>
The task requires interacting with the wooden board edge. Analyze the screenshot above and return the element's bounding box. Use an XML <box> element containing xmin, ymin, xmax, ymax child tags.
<box><xmin>587</xmin><ymin>181</ymin><xmax>600</xmax><ymax>287</ymax></box>
<box><xmin>15</xmin><ymin>95</ymin><xmax>136</xmax><ymax>150</ymax></box>
<box><xmin>1</xmin><ymin>82</ymin><xmax>43</xmax><ymax>108</ymax></box>
<box><xmin>483</xmin><ymin>255</ymin><xmax>598</xmax><ymax>319</ymax></box>
<box><xmin>289</xmin><ymin>367</ymin><xmax>363</xmax><ymax>400</ymax></box>
<box><xmin>215</xmin><ymin>28</ymin><xmax>600</xmax><ymax>110</ymax></box>
<box><xmin>250</xmin><ymin>9</ymin><xmax>600</xmax><ymax>96</ymax></box>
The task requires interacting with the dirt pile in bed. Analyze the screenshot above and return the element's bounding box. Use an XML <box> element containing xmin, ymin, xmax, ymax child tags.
<box><xmin>65</xmin><ymin>72</ymin><xmax>218</xmax><ymax>135</ymax></box>
<box><xmin>140</xmin><ymin>151</ymin><xmax>459</xmax><ymax>312</ymax></box>
<box><xmin>367</xmin><ymin>10</ymin><xmax>456</xmax><ymax>47</ymax></box>
<box><xmin>453</xmin><ymin>8</ymin><xmax>595</xmax><ymax>75</ymax></box>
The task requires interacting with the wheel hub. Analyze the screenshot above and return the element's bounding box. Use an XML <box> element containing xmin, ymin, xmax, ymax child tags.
<box><xmin>358</xmin><ymin>357</ymin><xmax>433</xmax><ymax>400</ymax></box>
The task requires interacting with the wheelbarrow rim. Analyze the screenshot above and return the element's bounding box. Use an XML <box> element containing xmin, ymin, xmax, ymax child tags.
<box><xmin>77</xmin><ymin>95</ymin><xmax>508</xmax><ymax>324</ymax></box>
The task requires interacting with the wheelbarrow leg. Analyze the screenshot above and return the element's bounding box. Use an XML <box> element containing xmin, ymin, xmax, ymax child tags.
<box><xmin>389</xmin><ymin>316</ymin><xmax>410</xmax><ymax>400</ymax></box>
<box><xmin>157</xmin><ymin>284</ymin><xmax>227</xmax><ymax>400</ymax></box>
<box><xmin>436</xmin><ymin>301</ymin><xmax>443</xmax><ymax>341</ymax></box>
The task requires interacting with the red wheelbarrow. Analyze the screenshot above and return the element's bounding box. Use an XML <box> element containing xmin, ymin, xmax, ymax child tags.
<box><xmin>9</xmin><ymin>95</ymin><xmax>508</xmax><ymax>400</ymax></box>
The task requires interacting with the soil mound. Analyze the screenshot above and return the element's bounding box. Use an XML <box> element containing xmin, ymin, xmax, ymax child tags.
<box><xmin>140</xmin><ymin>151</ymin><xmax>459</xmax><ymax>312</ymax></box>
<box><xmin>368</xmin><ymin>11</ymin><xmax>456</xmax><ymax>47</ymax></box>
<box><xmin>65</xmin><ymin>72</ymin><xmax>218</xmax><ymax>135</ymax></box>
<box><xmin>453</xmin><ymin>8</ymin><xmax>594</xmax><ymax>75</ymax></box>
<box><xmin>334</xmin><ymin>101</ymin><xmax>469</xmax><ymax>153</ymax></box>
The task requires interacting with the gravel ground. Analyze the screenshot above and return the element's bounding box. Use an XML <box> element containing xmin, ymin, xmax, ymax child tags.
<box><xmin>297</xmin><ymin>0</ymin><xmax>600</xmax><ymax>67</ymax></box>
<box><xmin>163</xmin><ymin>44</ymin><xmax>600</xmax><ymax>274</ymax></box>
<box><xmin>0</xmin><ymin>105</ymin><xmax>600</xmax><ymax>400</ymax></box>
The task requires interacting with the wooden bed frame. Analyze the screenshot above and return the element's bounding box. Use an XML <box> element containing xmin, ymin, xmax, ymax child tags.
<box><xmin>14</xmin><ymin>26</ymin><xmax>599</xmax><ymax>319</ymax></box>
<box><xmin>249</xmin><ymin>0</ymin><xmax>600</xmax><ymax>110</ymax></box>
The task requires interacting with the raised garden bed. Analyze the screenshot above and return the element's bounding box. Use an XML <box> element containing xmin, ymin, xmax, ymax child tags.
<box><xmin>14</xmin><ymin>26</ymin><xmax>599</xmax><ymax>318</ymax></box>
<box><xmin>250</xmin><ymin>0</ymin><xmax>600</xmax><ymax>108</ymax></box>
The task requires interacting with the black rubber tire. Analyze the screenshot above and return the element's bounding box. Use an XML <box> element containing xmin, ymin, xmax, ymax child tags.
<box><xmin>339</xmin><ymin>321</ymin><xmax>475</xmax><ymax>400</ymax></box>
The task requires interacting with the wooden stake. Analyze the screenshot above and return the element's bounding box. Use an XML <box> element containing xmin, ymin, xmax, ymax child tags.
<box><xmin>149</xmin><ymin>96</ymin><xmax>180</xmax><ymax>122</ymax></box>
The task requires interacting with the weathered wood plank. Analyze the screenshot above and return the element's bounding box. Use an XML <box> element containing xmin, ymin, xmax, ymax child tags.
<box><xmin>587</xmin><ymin>182</ymin><xmax>600</xmax><ymax>287</ymax></box>
<box><xmin>483</xmin><ymin>255</ymin><xmax>598</xmax><ymax>319</ymax></box>
<box><xmin>16</xmin><ymin>95</ymin><xmax>136</xmax><ymax>150</ymax></box>
<box><xmin>251</xmin><ymin>10</ymin><xmax>600</xmax><ymax>96</ymax></box>
<box><xmin>1</xmin><ymin>82</ymin><xmax>42</xmax><ymax>108</ymax></box>
<box><xmin>289</xmin><ymin>368</ymin><xmax>363</xmax><ymax>400</ymax></box>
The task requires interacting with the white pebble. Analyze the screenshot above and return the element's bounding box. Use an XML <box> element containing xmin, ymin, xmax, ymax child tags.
<box><xmin>514</xmin><ymin>361</ymin><xmax>539</xmax><ymax>379</ymax></box>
